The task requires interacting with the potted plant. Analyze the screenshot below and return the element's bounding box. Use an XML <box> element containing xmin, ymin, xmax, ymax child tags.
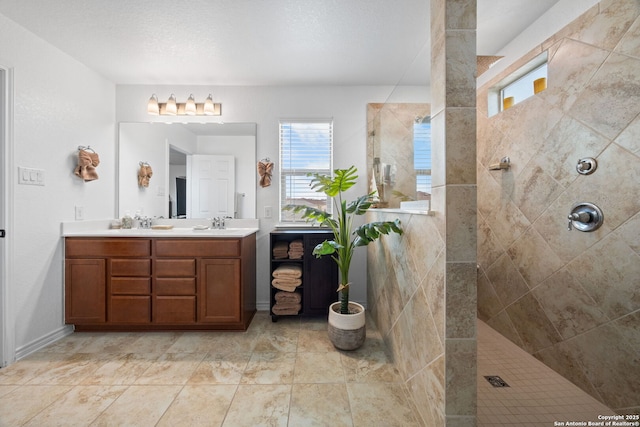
<box><xmin>284</xmin><ymin>166</ymin><xmax>403</xmax><ymax>350</ymax></box>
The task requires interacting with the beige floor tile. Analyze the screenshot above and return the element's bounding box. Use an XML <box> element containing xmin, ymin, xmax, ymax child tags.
<box><xmin>157</xmin><ymin>385</ymin><xmax>237</xmax><ymax>427</ymax></box>
<box><xmin>241</xmin><ymin>352</ymin><xmax>296</xmax><ymax>384</ymax></box>
<box><xmin>222</xmin><ymin>384</ymin><xmax>291</xmax><ymax>427</ymax></box>
<box><xmin>289</xmin><ymin>383</ymin><xmax>353</xmax><ymax>427</ymax></box>
<box><xmin>347</xmin><ymin>383</ymin><xmax>422</xmax><ymax>427</ymax></box>
<box><xmin>253</xmin><ymin>329</ymin><xmax>299</xmax><ymax>352</ymax></box>
<box><xmin>81</xmin><ymin>353</ymin><xmax>160</xmax><ymax>385</ymax></box>
<box><xmin>40</xmin><ymin>332</ymin><xmax>101</xmax><ymax>353</ymax></box>
<box><xmin>90</xmin><ymin>385</ymin><xmax>182</xmax><ymax>426</ymax></box>
<box><xmin>119</xmin><ymin>331</ymin><xmax>183</xmax><ymax>353</ymax></box>
<box><xmin>25</xmin><ymin>353</ymin><xmax>108</xmax><ymax>385</ymax></box>
<box><xmin>341</xmin><ymin>350</ymin><xmax>401</xmax><ymax>383</ymax></box>
<box><xmin>0</xmin><ymin>352</ymin><xmax>62</xmax><ymax>385</ymax></box>
<box><xmin>0</xmin><ymin>384</ymin><xmax>18</xmax><ymax>397</ymax></box>
<box><xmin>134</xmin><ymin>352</ymin><xmax>206</xmax><ymax>385</ymax></box>
<box><xmin>0</xmin><ymin>385</ymin><xmax>72</xmax><ymax>426</ymax></box>
<box><xmin>73</xmin><ymin>332</ymin><xmax>141</xmax><ymax>354</ymax></box>
<box><xmin>297</xmin><ymin>329</ymin><xmax>335</xmax><ymax>352</ymax></box>
<box><xmin>166</xmin><ymin>331</ymin><xmax>222</xmax><ymax>353</ymax></box>
<box><xmin>188</xmin><ymin>352</ymin><xmax>251</xmax><ymax>385</ymax></box>
<box><xmin>294</xmin><ymin>352</ymin><xmax>344</xmax><ymax>383</ymax></box>
<box><xmin>22</xmin><ymin>385</ymin><xmax>127</xmax><ymax>427</ymax></box>
<box><xmin>300</xmin><ymin>316</ymin><xmax>331</xmax><ymax>331</ymax></box>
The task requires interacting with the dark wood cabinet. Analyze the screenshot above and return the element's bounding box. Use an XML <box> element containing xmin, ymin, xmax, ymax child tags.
<box><xmin>198</xmin><ymin>258</ymin><xmax>241</xmax><ymax>323</ymax></box>
<box><xmin>65</xmin><ymin>258</ymin><xmax>106</xmax><ymax>323</ymax></box>
<box><xmin>269</xmin><ymin>230</ymin><xmax>338</xmax><ymax>321</ymax></box>
<box><xmin>64</xmin><ymin>234</ymin><xmax>256</xmax><ymax>331</ymax></box>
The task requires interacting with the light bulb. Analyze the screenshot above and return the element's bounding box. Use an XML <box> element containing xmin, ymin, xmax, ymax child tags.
<box><xmin>165</xmin><ymin>94</ymin><xmax>177</xmax><ymax>115</ymax></box>
<box><xmin>147</xmin><ymin>94</ymin><xmax>159</xmax><ymax>115</ymax></box>
<box><xmin>185</xmin><ymin>94</ymin><xmax>196</xmax><ymax>115</ymax></box>
<box><xmin>204</xmin><ymin>94</ymin><xmax>215</xmax><ymax>115</ymax></box>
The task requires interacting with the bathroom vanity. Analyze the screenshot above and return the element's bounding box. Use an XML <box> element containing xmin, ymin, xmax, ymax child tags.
<box><xmin>62</xmin><ymin>221</ymin><xmax>258</xmax><ymax>331</ymax></box>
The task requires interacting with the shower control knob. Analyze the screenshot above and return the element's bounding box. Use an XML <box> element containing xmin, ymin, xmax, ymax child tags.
<box><xmin>567</xmin><ymin>203</ymin><xmax>603</xmax><ymax>232</ymax></box>
<box><xmin>576</xmin><ymin>157</ymin><xmax>597</xmax><ymax>175</ymax></box>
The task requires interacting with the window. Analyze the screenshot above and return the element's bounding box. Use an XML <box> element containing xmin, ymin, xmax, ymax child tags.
<box><xmin>414</xmin><ymin>119</ymin><xmax>431</xmax><ymax>200</ymax></box>
<box><xmin>487</xmin><ymin>51</ymin><xmax>548</xmax><ymax>117</ymax></box>
<box><xmin>279</xmin><ymin>120</ymin><xmax>333</xmax><ymax>222</ymax></box>
<box><xmin>500</xmin><ymin>63</ymin><xmax>547</xmax><ymax>111</ymax></box>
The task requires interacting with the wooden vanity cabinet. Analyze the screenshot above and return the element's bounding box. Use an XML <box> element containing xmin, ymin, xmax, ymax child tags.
<box><xmin>64</xmin><ymin>234</ymin><xmax>256</xmax><ymax>331</ymax></box>
<box><xmin>65</xmin><ymin>258</ymin><xmax>106</xmax><ymax>323</ymax></box>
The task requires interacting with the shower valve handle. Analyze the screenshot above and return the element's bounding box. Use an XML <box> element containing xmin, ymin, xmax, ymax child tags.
<box><xmin>567</xmin><ymin>203</ymin><xmax>603</xmax><ymax>232</ymax></box>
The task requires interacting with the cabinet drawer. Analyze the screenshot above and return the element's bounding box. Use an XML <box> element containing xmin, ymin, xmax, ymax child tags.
<box><xmin>155</xmin><ymin>239</ymin><xmax>240</xmax><ymax>257</ymax></box>
<box><xmin>155</xmin><ymin>259</ymin><xmax>196</xmax><ymax>277</ymax></box>
<box><xmin>153</xmin><ymin>296</ymin><xmax>196</xmax><ymax>323</ymax></box>
<box><xmin>109</xmin><ymin>296</ymin><xmax>150</xmax><ymax>323</ymax></box>
<box><xmin>111</xmin><ymin>278</ymin><xmax>150</xmax><ymax>295</ymax></box>
<box><xmin>66</xmin><ymin>238</ymin><xmax>151</xmax><ymax>257</ymax></box>
<box><xmin>156</xmin><ymin>278</ymin><xmax>196</xmax><ymax>295</ymax></box>
<box><xmin>111</xmin><ymin>259</ymin><xmax>151</xmax><ymax>276</ymax></box>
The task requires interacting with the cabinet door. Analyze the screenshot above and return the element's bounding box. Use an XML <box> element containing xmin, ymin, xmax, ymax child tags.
<box><xmin>198</xmin><ymin>258</ymin><xmax>241</xmax><ymax>323</ymax></box>
<box><xmin>303</xmin><ymin>234</ymin><xmax>338</xmax><ymax>315</ymax></box>
<box><xmin>65</xmin><ymin>259</ymin><xmax>106</xmax><ymax>323</ymax></box>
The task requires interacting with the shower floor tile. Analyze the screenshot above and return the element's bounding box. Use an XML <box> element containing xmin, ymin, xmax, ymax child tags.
<box><xmin>478</xmin><ymin>319</ymin><xmax>616</xmax><ymax>426</ymax></box>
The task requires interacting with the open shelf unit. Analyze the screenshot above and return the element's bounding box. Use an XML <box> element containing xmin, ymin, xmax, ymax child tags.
<box><xmin>269</xmin><ymin>229</ymin><xmax>338</xmax><ymax>322</ymax></box>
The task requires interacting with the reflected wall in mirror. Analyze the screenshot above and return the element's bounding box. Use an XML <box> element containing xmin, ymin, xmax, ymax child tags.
<box><xmin>118</xmin><ymin>122</ymin><xmax>257</xmax><ymax>219</ymax></box>
<box><xmin>366</xmin><ymin>103</ymin><xmax>431</xmax><ymax>209</ymax></box>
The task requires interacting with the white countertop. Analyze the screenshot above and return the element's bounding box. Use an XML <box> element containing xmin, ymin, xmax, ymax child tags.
<box><xmin>61</xmin><ymin>219</ymin><xmax>260</xmax><ymax>238</ymax></box>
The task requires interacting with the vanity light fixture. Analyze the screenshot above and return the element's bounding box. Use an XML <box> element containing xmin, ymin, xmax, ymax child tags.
<box><xmin>165</xmin><ymin>94</ymin><xmax>178</xmax><ymax>115</ymax></box>
<box><xmin>147</xmin><ymin>94</ymin><xmax>222</xmax><ymax>116</ymax></box>
<box><xmin>203</xmin><ymin>94</ymin><xmax>216</xmax><ymax>115</ymax></box>
<box><xmin>147</xmin><ymin>94</ymin><xmax>160</xmax><ymax>115</ymax></box>
<box><xmin>185</xmin><ymin>94</ymin><xmax>197</xmax><ymax>115</ymax></box>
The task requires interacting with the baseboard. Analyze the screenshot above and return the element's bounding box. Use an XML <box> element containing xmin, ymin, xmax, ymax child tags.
<box><xmin>257</xmin><ymin>300</ymin><xmax>270</xmax><ymax>311</ymax></box>
<box><xmin>15</xmin><ymin>325</ymin><xmax>74</xmax><ymax>361</ymax></box>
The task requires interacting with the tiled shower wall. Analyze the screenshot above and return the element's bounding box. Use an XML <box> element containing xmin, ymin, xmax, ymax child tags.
<box><xmin>477</xmin><ymin>0</ymin><xmax>640</xmax><ymax>414</ymax></box>
<box><xmin>368</xmin><ymin>0</ymin><xmax>478</xmax><ymax>424</ymax></box>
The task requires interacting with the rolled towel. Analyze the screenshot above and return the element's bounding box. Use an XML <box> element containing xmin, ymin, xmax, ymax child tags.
<box><xmin>272</xmin><ymin>263</ymin><xmax>302</xmax><ymax>278</ymax></box>
<box><xmin>272</xmin><ymin>303</ymin><xmax>301</xmax><ymax>315</ymax></box>
<box><xmin>272</xmin><ymin>284</ymin><xmax>297</xmax><ymax>292</ymax></box>
<box><xmin>275</xmin><ymin>291</ymin><xmax>301</xmax><ymax>303</ymax></box>
<box><xmin>271</xmin><ymin>277</ymin><xmax>302</xmax><ymax>285</ymax></box>
<box><xmin>272</xmin><ymin>241</ymin><xmax>289</xmax><ymax>259</ymax></box>
<box><xmin>289</xmin><ymin>240</ymin><xmax>303</xmax><ymax>249</ymax></box>
<box><xmin>273</xmin><ymin>300</ymin><xmax>300</xmax><ymax>308</ymax></box>
<box><xmin>288</xmin><ymin>249</ymin><xmax>304</xmax><ymax>260</ymax></box>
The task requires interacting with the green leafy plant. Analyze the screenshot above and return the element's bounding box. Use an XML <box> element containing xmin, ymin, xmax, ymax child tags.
<box><xmin>284</xmin><ymin>166</ymin><xmax>403</xmax><ymax>314</ymax></box>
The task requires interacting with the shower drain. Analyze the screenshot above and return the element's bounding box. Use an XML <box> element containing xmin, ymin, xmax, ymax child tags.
<box><xmin>484</xmin><ymin>375</ymin><xmax>510</xmax><ymax>387</ymax></box>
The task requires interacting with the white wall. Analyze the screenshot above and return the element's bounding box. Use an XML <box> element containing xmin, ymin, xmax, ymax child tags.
<box><xmin>117</xmin><ymin>85</ymin><xmax>429</xmax><ymax>309</ymax></box>
<box><xmin>0</xmin><ymin>13</ymin><xmax>116</xmax><ymax>360</ymax></box>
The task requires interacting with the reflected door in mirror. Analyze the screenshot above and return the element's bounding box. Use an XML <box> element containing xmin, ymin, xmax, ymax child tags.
<box><xmin>187</xmin><ymin>155</ymin><xmax>236</xmax><ymax>218</ymax></box>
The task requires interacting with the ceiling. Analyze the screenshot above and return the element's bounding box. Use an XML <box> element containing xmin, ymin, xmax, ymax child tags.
<box><xmin>0</xmin><ymin>0</ymin><xmax>560</xmax><ymax>86</ymax></box>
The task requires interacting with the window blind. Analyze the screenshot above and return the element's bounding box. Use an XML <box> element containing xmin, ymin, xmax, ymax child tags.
<box><xmin>279</xmin><ymin>120</ymin><xmax>333</xmax><ymax>222</ymax></box>
<box><xmin>414</xmin><ymin>122</ymin><xmax>432</xmax><ymax>196</ymax></box>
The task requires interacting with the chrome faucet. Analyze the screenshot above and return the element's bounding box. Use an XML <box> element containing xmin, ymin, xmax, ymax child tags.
<box><xmin>134</xmin><ymin>214</ymin><xmax>152</xmax><ymax>229</ymax></box>
<box><xmin>211</xmin><ymin>217</ymin><xmax>224</xmax><ymax>229</ymax></box>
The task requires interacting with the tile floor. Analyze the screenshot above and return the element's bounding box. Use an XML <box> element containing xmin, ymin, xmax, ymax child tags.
<box><xmin>477</xmin><ymin>319</ymin><xmax>616</xmax><ymax>426</ymax></box>
<box><xmin>0</xmin><ymin>312</ymin><xmax>421</xmax><ymax>426</ymax></box>
<box><xmin>0</xmin><ymin>314</ymin><xmax>619</xmax><ymax>426</ymax></box>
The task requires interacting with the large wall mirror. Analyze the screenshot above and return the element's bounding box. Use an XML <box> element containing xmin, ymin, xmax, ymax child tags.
<box><xmin>118</xmin><ymin>122</ymin><xmax>257</xmax><ymax>219</ymax></box>
<box><xmin>366</xmin><ymin>103</ymin><xmax>431</xmax><ymax>209</ymax></box>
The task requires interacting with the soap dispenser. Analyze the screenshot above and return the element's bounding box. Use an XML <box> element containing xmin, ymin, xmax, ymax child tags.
<box><xmin>122</xmin><ymin>211</ymin><xmax>133</xmax><ymax>229</ymax></box>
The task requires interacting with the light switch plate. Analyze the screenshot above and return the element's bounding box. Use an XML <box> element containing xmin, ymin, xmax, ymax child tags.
<box><xmin>18</xmin><ymin>166</ymin><xmax>45</xmax><ymax>186</ymax></box>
